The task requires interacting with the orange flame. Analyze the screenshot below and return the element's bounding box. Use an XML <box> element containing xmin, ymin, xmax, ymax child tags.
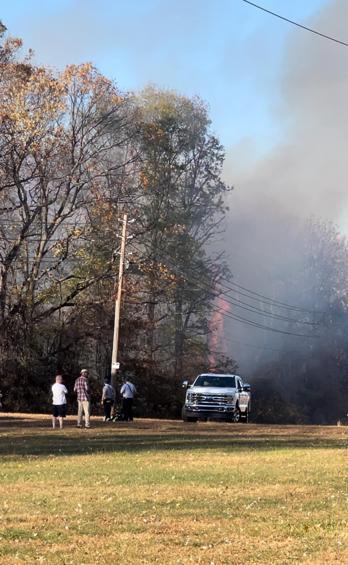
<box><xmin>208</xmin><ymin>296</ymin><xmax>230</xmax><ymax>369</ymax></box>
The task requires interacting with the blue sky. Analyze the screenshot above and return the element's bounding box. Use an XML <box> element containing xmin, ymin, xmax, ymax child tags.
<box><xmin>2</xmin><ymin>0</ymin><xmax>330</xmax><ymax>155</ymax></box>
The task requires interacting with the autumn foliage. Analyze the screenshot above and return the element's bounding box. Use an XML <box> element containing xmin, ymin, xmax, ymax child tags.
<box><xmin>0</xmin><ymin>29</ymin><xmax>233</xmax><ymax>413</ymax></box>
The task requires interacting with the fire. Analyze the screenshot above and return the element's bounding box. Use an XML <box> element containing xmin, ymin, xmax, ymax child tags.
<box><xmin>208</xmin><ymin>296</ymin><xmax>230</xmax><ymax>368</ymax></box>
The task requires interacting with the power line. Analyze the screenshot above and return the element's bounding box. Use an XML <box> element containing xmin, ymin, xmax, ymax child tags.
<box><xmin>0</xmin><ymin>236</ymin><xmax>88</xmax><ymax>242</ymax></box>
<box><xmin>213</xmin><ymin>302</ymin><xmax>319</xmax><ymax>339</ymax></box>
<box><xmin>219</xmin><ymin>278</ymin><xmax>322</xmax><ymax>315</ymax></box>
<box><xmin>132</xmin><ymin>248</ymin><xmax>320</xmax><ymax>338</ymax></box>
<box><xmin>0</xmin><ymin>222</ymin><xmax>323</xmax><ymax>315</ymax></box>
<box><xmin>147</xmin><ymin>246</ymin><xmax>322</xmax><ymax>318</ymax></box>
<box><xmin>173</xmin><ymin>265</ymin><xmax>320</xmax><ymax>326</ymax></box>
<box><xmin>0</xmin><ymin>229</ymin><xmax>323</xmax><ymax>322</ymax></box>
<box><xmin>218</xmin><ymin>293</ymin><xmax>319</xmax><ymax>326</ymax></box>
<box><xmin>220</xmin><ymin>329</ymin><xmax>291</xmax><ymax>353</ymax></box>
<box><xmin>147</xmin><ymin>245</ymin><xmax>321</xmax><ymax>315</ymax></box>
<box><xmin>209</xmin><ymin>336</ymin><xmax>295</xmax><ymax>355</ymax></box>
<box><xmin>1</xmin><ymin>231</ymin><xmax>323</xmax><ymax>320</ymax></box>
<box><xmin>210</xmin><ymin>271</ymin><xmax>321</xmax><ymax>316</ymax></box>
<box><xmin>138</xmin><ymin>247</ymin><xmax>321</xmax><ymax>316</ymax></box>
<box><xmin>241</xmin><ymin>0</ymin><xmax>348</xmax><ymax>48</ymax></box>
<box><xmin>0</xmin><ymin>221</ymin><xmax>90</xmax><ymax>227</ymax></box>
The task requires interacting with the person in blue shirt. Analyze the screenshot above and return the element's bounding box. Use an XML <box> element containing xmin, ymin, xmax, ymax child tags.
<box><xmin>120</xmin><ymin>376</ymin><xmax>136</xmax><ymax>421</ymax></box>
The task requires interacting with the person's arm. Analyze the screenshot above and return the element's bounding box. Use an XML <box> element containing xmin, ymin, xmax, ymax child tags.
<box><xmin>73</xmin><ymin>380</ymin><xmax>77</xmax><ymax>392</ymax></box>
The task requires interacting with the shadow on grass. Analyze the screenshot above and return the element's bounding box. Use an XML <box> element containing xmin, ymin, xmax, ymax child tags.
<box><xmin>0</xmin><ymin>430</ymin><xmax>347</xmax><ymax>457</ymax></box>
<box><xmin>0</xmin><ymin>416</ymin><xmax>44</xmax><ymax>427</ymax></box>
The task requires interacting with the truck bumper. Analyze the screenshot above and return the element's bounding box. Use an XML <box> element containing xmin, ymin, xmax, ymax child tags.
<box><xmin>183</xmin><ymin>406</ymin><xmax>235</xmax><ymax>420</ymax></box>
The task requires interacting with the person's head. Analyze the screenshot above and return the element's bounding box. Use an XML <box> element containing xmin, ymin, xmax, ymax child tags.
<box><xmin>123</xmin><ymin>371</ymin><xmax>133</xmax><ymax>382</ymax></box>
<box><xmin>104</xmin><ymin>378</ymin><xmax>110</xmax><ymax>385</ymax></box>
<box><xmin>56</xmin><ymin>375</ymin><xmax>63</xmax><ymax>383</ymax></box>
<box><xmin>81</xmin><ymin>369</ymin><xmax>88</xmax><ymax>377</ymax></box>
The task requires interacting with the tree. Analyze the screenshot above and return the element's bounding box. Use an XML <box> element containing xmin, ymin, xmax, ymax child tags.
<box><xmin>0</xmin><ymin>29</ymin><xmax>236</xmax><ymax>415</ymax></box>
<box><xmin>128</xmin><ymin>87</ymin><xmax>232</xmax><ymax>378</ymax></box>
<box><xmin>0</xmin><ymin>28</ymin><xmax>136</xmax><ymax>406</ymax></box>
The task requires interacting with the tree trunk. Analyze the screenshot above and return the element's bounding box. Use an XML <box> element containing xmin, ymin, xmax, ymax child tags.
<box><xmin>174</xmin><ymin>294</ymin><xmax>184</xmax><ymax>378</ymax></box>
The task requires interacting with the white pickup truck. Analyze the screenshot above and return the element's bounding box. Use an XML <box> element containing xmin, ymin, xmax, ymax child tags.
<box><xmin>182</xmin><ymin>373</ymin><xmax>251</xmax><ymax>423</ymax></box>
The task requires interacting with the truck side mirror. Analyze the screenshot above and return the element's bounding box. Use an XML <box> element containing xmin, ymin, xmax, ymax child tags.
<box><xmin>243</xmin><ymin>383</ymin><xmax>251</xmax><ymax>392</ymax></box>
<box><xmin>182</xmin><ymin>380</ymin><xmax>190</xmax><ymax>388</ymax></box>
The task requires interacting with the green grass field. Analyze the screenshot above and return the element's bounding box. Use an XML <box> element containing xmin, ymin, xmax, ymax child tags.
<box><xmin>1</xmin><ymin>414</ymin><xmax>348</xmax><ymax>564</ymax></box>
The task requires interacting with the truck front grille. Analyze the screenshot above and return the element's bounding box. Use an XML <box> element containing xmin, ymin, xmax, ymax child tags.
<box><xmin>190</xmin><ymin>393</ymin><xmax>233</xmax><ymax>406</ymax></box>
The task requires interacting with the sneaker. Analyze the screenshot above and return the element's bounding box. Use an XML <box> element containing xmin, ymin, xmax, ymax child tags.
<box><xmin>85</xmin><ymin>425</ymin><xmax>91</xmax><ymax>428</ymax></box>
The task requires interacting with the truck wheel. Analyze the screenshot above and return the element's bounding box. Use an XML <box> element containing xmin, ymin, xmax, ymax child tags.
<box><xmin>240</xmin><ymin>406</ymin><xmax>249</xmax><ymax>423</ymax></box>
<box><xmin>233</xmin><ymin>406</ymin><xmax>241</xmax><ymax>423</ymax></box>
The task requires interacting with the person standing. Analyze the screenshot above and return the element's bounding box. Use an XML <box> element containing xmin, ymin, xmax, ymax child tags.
<box><xmin>120</xmin><ymin>376</ymin><xmax>136</xmax><ymax>421</ymax></box>
<box><xmin>51</xmin><ymin>375</ymin><xmax>68</xmax><ymax>429</ymax></box>
<box><xmin>101</xmin><ymin>378</ymin><xmax>115</xmax><ymax>421</ymax></box>
<box><xmin>74</xmin><ymin>369</ymin><xmax>90</xmax><ymax>428</ymax></box>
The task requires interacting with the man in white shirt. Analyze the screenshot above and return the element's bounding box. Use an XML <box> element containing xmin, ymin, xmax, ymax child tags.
<box><xmin>120</xmin><ymin>376</ymin><xmax>136</xmax><ymax>421</ymax></box>
<box><xmin>51</xmin><ymin>375</ymin><xmax>68</xmax><ymax>429</ymax></box>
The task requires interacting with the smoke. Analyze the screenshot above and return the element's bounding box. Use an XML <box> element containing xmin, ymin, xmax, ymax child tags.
<box><xmin>222</xmin><ymin>0</ymin><xmax>348</xmax><ymax>372</ymax></box>
<box><xmin>208</xmin><ymin>296</ymin><xmax>231</xmax><ymax>368</ymax></box>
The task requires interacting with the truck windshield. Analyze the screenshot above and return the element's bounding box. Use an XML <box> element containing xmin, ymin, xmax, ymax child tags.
<box><xmin>194</xmin><ymin>375</ymin><xmax>236</xmax><ymax>388</ymax></box>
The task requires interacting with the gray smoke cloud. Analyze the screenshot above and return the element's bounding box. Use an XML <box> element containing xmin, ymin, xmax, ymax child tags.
<box><xmin>222</xmin><ymin>0</ymin><xmax>348</xmax><ymax>372</ymax></box>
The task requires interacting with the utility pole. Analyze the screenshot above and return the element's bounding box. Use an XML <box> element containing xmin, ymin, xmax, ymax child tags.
<box><xmin>111</xmin><ymin>213</ymin><xmax>128</xmax><ymax>386</ymax></box>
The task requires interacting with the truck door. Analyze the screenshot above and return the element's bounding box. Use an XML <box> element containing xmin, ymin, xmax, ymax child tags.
<box><xmin>237</xmin><ymin>378</ymin><xmax>248</xmax><ymax>411</ymax></box>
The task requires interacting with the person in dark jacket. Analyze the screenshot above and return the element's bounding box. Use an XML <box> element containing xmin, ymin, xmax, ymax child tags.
<box><xmin>101</xmin><ymin>378</ymin><xmax>115</xmax><ymax>421</ymax></box>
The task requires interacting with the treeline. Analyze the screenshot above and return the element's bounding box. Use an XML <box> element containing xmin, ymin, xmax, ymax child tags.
<box><xmin>2</xmin><ymin>27</ymin><xmax>348</xmax><ymax>423</ymax></box>
<box><xmin>0</xmin><ymin>27</ymin><xmax>234</xmax><ymax>414</ymax></box>
<box><xmin>249</xmin><ymin>220</ymin><xmax>348</xmax><ymax>425</ymax></box>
